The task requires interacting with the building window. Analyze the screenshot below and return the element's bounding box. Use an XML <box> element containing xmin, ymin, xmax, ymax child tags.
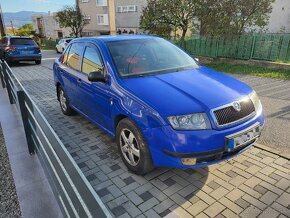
<box><xmin>84</xmin><ymin>16</ymin><xmax>91</xmax><ymax>24</ymax></box>
<box><xmin>97</xmin><ymin>14</ymin><xmax>109</xmax><ymax>25</ymax></box>
<box><xmin>81</xmin><ymin>0</ymin><xmax>89</xmax><ymax>2</ymax></box>
<box><xmin>116</xmin><ymin>5</ymin><xmax>138</xmax><ymax>13</ymax></box>
<box><xmin>96</xmin><ymin>0</ymin><xmax>107</xmax><ymax>6</ymax></box>
<box><xmin>128</xmin><ymin>5</ymin><xmax>137</xmax><ymax>12</ymax></box>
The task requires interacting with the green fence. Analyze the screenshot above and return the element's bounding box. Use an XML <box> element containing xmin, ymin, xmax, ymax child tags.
<box><xmin>177</xmin><ymin>34</ymin><xmax>290</xmax><ymax>62</ymax></box>
<box><xmin>40</xmin><ymin>39</ymin><xmax>58</xmax><ymax>47</ymax></box>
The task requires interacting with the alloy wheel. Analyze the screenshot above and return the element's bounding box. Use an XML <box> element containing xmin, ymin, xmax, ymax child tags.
<box><xmin>119</xmin><ymin>129</ymin><xmax>140</xmax><ymax>166</ymax></box>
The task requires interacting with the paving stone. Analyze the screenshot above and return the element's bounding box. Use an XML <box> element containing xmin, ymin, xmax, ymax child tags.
<box><xmin>204</xmin><ymin>201</ymin><xmax>226</xmax><ymax>217</ymax></box>
<box><xmin>235</xmin><ymin>197</ymin><xmax>250</xmax><ymax>209</ymax></box>
<box><xmin>258</xmin><ymin>207</ymin><xmax>280</xmax><ymax>218</ymax></box>
<box><xmin>138</xmin><ymin>197</ymin><xmax>159</xmax><ymax>213</ymax></box>
<box><xmin>219</xmin><ymin>197</ymin><xmax>243</xmax><ymax>215</ymax></box>
<box><xmin>111</xmin><ymin>205</ymin><xmax>127</xmax><ymax>217</ymax></box>
<box><xmin>276</xmin><ymin>192</ymin><xmax>290</xmax><ymax>207</ymax></box>
<box><xmin>222</xmin><ymin>209</ymin><xmax>240</xmax><ymax>218</ymax></box>
<box><xmin>210</xmin><ymin>186</ymin><xmax>229</xmax><ymax>200</ymax></box>
<box><xmin>226</xmin><ymin>188</ymin><xmax>245</xmax><ymax>202</ymax></box>
<box><xmin>260</xmin><ymin>191</ymin><xmax>279</xmax><ymax>205</ymax></box>
<box><xmin>240</xmin><ymin>205</ymin><xmax>261</xmax><ymax>218</ymax></box>
<box><xmin>242</xmin><ymin>194</ymin><xmax>267</xmax><ymax>210</ymax></box>
<box><xmin>153</xmin><ymin>198</ymin><xmax>175</xmax><ymax>214</ymax></box>
<box><xmin>187</xmin><ymin>200</ymin><xmax>208</xmax><ymax>216</ymax></box>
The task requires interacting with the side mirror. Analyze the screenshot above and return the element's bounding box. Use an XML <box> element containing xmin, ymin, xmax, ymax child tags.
<box><xmin>194</xmin><ymin>57</ymin><xmax>199</xmax><ymax>62</ymax></box>
<box><xmin>88</xmin><ymin>70</ymin><xmax>107</xmax><ymax>83</ymax></box>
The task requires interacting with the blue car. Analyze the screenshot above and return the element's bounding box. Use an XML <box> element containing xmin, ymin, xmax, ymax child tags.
<box><xmin>53</xmin><ymin>35</ymin><xmax>264</xmax><ymax>174</ymax></box>
<box><xmin>0</xmin><ymin>36</ymin><xmax>42</xmax><ymax>65</ymax></box>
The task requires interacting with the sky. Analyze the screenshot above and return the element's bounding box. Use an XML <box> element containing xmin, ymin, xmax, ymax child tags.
<box><xmin>1</xmin><ymin>0</ymin><xmax>75</xmax><ymax>13</ymax></box>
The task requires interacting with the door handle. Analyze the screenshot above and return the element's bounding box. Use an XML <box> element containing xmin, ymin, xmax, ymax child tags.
<box><xmin>77</xmin><ymin>78</ymin><xmax>82</xmax><ymax>84</ymax></box>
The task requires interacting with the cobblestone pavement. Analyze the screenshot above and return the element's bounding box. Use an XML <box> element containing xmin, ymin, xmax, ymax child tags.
<box><xmin>10</xmin><ymin>55</ymin><xmax>290</xmax><ymax>217</ymax></box>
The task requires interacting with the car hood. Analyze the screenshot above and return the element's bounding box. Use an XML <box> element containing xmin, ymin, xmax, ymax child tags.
<box><xmin>121</xmin><ymin>66</ymin><xmax>253</xmax><ymax>117</ymax></box>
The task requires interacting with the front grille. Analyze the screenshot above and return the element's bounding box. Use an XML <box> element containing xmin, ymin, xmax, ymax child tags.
<box><xmin>213</xmin><ymin>99</ymin><xmax>255</xmax><ymax>126</ymax></box>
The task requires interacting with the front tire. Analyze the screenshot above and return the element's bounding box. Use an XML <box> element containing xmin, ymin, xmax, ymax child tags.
<box><xmin>35</xmin><ymin>60</ymin><xmax>41</xmax><ymax>65</ymax></box>
<box><xmin>116</xmin><ymin>118</ymin><xmax>154</xmax><ymax>175</ymax></box>
<box><xmin>58</xmin><ymin>86</ymin><xmax>74</xmax><ymax>116</ymax></box>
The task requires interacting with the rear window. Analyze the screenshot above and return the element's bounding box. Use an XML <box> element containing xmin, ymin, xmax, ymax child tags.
<box><xmin>10</xmin><ymin>38</ymin><xmax>36</xmax><ymax>45</ymax></box>
<box><xmin>65</xmin><ymin>39</ymin><xmax>72</xmax><ymax>43</ymax></box>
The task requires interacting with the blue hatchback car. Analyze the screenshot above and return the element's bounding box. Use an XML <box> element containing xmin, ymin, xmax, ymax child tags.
<box><xmin>53</xmin><ymin>35</ymin><xmax>264</xmax><ymax>174</ymax></box>
<box><xmin>0</xmin><ymin>36</ymin><xmax>41</xmax><ymax>65</ymax></box>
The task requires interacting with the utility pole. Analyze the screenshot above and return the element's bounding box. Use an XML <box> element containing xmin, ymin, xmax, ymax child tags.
<box><xmin>10</xmin><ymin>20</ymin><xmax>15</xmax><ymax>35</ymax></box>
<box><xmin>0</xmin><ymin>3</ymin><xmax>6</xmax><ymax>37</ymax></box>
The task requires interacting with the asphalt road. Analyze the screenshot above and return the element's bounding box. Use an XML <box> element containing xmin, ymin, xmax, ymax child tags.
<box><xmin>13</xmin><ymin>50</ymin><xmax>290</xmax><ymax>152</ymax></box>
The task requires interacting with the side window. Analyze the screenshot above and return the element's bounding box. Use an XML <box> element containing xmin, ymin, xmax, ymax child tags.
<box><xmin>66</xmin><ymin>43</ymin><xmax>82</xmax><ymax>71</ymax></box>
<box><xmin>81</xmin><ymin>46</ymin><xmax>104</xmax><ymax>75</ymax></box>
<box><xmin>62</xmin><ymin>44</ymin><xmax>71</xmax><ymax>64</ymax></box>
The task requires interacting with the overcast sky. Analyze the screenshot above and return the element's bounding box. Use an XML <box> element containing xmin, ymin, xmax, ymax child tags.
<box><xmin>1</xmin><ymin>0</ymin><xmax>74</xmax><ymax>13</ymax></box>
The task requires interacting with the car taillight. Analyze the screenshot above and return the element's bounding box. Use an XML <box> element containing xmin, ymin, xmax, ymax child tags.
<box><xmin>5</xmin><ymin>46</ymin><xmax>16</xmax><ymax>51</ymax></box>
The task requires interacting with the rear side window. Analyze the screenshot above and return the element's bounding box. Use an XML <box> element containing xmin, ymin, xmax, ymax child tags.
<box><xmin>62</xmin><ymin>44</ymin><xmax>71</xmax><ymax>64</ymax></box>
<box><xmin>10</xmin><ymin>38</ymin><xmax>36</xmax><ymax>45</ymax></box>
<box><xmin>81</xmin><ymin>46</ymin><xmax>104</xmax><ymax>75</ymax></box>
<box><xmin>66</xmin><ymin>43</ymin><xmax>82</xmax><ymax>71</ymax></box>
<box><xmin>66</xmin><ymin>39</ymin><xmax>72</xmax><ymax>43</ymax></box>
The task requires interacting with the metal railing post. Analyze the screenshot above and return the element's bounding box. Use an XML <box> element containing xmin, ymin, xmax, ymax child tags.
<box><xmin>3</xmin><ymin>63</ymin><xmax>14</xmax><ymax>104</ymax></box>
<box><xmin>17</xmin><ymin>90</ymin><xmax>35</xmax><ymax>154</ymax></box>
<box><xmin>0</xmin><ymin>62</ymin><xmax>5</xmax><ymax>88</ymax></box>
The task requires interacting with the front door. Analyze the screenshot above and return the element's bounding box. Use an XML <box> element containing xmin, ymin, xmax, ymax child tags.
<box><xmin>77</xmin><ymin>44</ymin><xmax>112</xmax><ymax>131</ymax></box>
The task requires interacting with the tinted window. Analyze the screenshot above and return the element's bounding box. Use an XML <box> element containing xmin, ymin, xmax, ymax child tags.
<box><xmin>10</xmin><ymin>38</ymin><xmax>36</xmax><ymax>45</ymax></box>
<box><xmin>106</xmin><ymin>38</ymin><xmax>199</xmax><ymax>78</ymax></box>
<box><xmin>82</xmin><ymin>46</ymin><xmax>104</xmax><ymax>75</ymax></box>
<box><xmin>66</xmin><ymin>39</ymin><xmax>72</xmax><ymax>43</ymax></box>
<box><xmin>66</xmin><ymin>43</ymin><xmax>82</xmax><ymax>71</ymax></box>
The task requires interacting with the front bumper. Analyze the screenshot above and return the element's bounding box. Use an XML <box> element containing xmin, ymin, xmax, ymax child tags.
<box><xmin>143</xmin><ymin>112</ymin><xmax>265</xmax><ymax>168</ymax></box>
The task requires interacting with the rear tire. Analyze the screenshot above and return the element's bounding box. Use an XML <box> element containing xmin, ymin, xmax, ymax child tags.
<box><xmin>56</xmin><ymin>48</ymin><xmax>60</xmax><ymax>53</ymax></box>
<box><xmin>116</xmin><ymin>118</ymin><xmax>154</xmax><ymax>175</ymax></box>
<box><xmin>57</xmin><ymin>86</ymin><xmax>74</xmax><ymax>116</ymax></box>
<box><xmin>35</xmin><ymin>60</ymin><xmax>41</xmax><ymax>65</ymax></box>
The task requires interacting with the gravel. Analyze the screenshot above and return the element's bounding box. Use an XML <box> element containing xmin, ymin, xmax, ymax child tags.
<box><xmin>0</xmin><ymin>125</ymin><xmax>22</xmax><ymax>218</ymax></box>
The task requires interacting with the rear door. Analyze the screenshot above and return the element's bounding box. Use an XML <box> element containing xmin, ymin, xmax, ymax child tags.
<box><xmin>58</xmin><ymin>42</ymin><xmax>84</xmax><ymax>107</ymax></box>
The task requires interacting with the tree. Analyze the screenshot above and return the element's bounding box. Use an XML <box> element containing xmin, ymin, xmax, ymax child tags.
<box><xmin>197</xmin><ymin>0</ymin><xmax>274</xmax><ymax>36</ymax></box>
<box><xmin>140</xmin><ymin>0</ymin><xmax>200</xmax><ymax>40</ymax></box>
<box><xmin>140</xmin><ymin>0</ymin><xmax>274</xmax><ymax>37</ymax></box>
<box><xmin>55</xmin><ymin>5</ymin><xmax>87</xmax><ymax>37</ymax></box>
<box><xmin>16</xmin><ymin>24</ymin><xmax>36</xmax><ymax>37</ymax></box>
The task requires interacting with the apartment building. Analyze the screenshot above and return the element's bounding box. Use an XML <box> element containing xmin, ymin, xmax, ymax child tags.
<box><xmin>115</xmin><ymin>0</ymin><xmax>147</xmax><ymax>34</ymax></box>
<box><xmin>32</xmin><ymin>12</ymin><xmax>71</xmax><ymax>39</ymax></box>
<box><xmin>267</xmin><ymin>0</ymin><xmax>290</xmax><ymax>32</ymax></box>
<box><xmin>78</xmin><ymin>0</ymin><xmax>116</xmax><ymax>36</ymax></box>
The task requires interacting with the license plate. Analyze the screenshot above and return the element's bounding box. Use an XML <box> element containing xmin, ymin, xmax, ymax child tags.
<box><xmin>226</xmin><ymin>123</ymin><xmax>261</xmax><ymax>151</ymax></box>
<box><xmin>21</xmin><ymin>50</ymin><xmax>33</xmax><ymax>54</ymax></box>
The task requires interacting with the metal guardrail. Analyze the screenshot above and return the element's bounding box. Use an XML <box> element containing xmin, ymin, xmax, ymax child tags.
<box><xmin>0</xmin><ymin>60</ymin><xmax>112</xmax><ymax>218</ymax></box>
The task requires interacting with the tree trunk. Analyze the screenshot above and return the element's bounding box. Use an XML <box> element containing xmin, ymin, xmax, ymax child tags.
<box><xmin>181</xmin><ymin>27</ymin><xmax>187</xmax><ymax>41</ymax></box>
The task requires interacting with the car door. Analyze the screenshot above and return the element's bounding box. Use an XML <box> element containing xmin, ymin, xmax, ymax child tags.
<box><xmin>77</xmin><ymin>43</ymin><xmax>112</xmax><ymax>130</ymax></box>
<box><xmin>58</xmin><ymin>42</ymin><xmax>84</xmax><ymax>107</ymax></box>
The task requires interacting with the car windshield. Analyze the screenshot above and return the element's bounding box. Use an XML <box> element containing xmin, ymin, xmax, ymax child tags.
<box><xmin>106</xmin><ymin>38</ymin><xmax>199</xmax><ymax>78</ymax></box>
<box><xmin>10</xmin><ymin>38</ymin><xmax>36</xmax><ymax>45</ymax></box>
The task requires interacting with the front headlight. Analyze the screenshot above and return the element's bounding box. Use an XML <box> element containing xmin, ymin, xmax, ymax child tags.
<box><xmin>250</xmin><ymin>91</ymin><xmax>262</xmax><ymax>114</ymax></box>
<box><xmin>168</xmin><ymin>113</ymin><xmax>211</xmax><ymax>130</ymax></box>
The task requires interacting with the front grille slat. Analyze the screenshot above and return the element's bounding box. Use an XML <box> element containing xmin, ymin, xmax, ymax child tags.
<box><xmin>213</xmin><ymin>99</ymin><xmax>255</xmax><ymax>127</ymax></box>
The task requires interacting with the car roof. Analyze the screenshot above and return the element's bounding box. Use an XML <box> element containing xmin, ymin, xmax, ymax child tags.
<box><xmin>72</xmin><ymin>35</ymin><xmax>160</xmax><ymax>43</ymax></box>
<box><xmin>5</xmin><ymin>36</ymin><xmax>33</xmax><ymax>39</ymax></box>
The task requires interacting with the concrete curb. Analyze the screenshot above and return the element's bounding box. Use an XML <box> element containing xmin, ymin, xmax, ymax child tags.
<box><xmin>254</xmin><ymin>143</ymin><xmax>290</xmax><ymax>160</ymax></box>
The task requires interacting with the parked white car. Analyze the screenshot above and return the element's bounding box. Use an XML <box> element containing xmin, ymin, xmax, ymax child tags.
<box><xmin>55</xmin><ymin>38</ymin><xmax>73</xmax><ymax>53</ymax></box>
